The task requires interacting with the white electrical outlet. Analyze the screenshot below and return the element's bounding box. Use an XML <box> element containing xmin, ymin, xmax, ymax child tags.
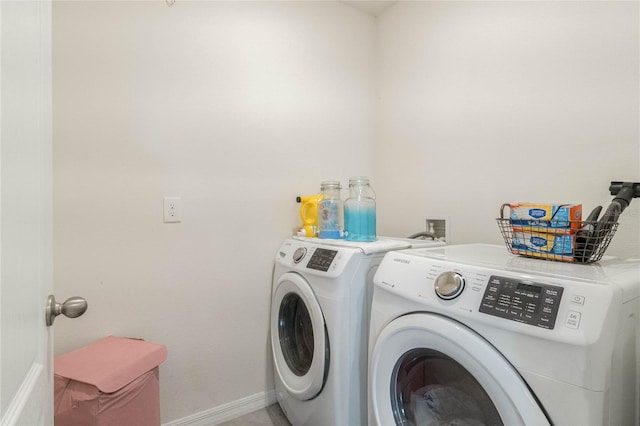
<box><xmin>163</xmin><ymin>197</ymin><xmax>181</xmax><ymax>223</ymax></box>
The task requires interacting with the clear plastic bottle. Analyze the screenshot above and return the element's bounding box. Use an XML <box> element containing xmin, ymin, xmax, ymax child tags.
<box><xmin>317</xmin><ymin>181</ymin><xmax>343</xmax><ymax>239</ymax></box>
<box><xmin>344</xmin><ymin>177</ymin><xmax>376</xmax><ymax>242</ymax></box>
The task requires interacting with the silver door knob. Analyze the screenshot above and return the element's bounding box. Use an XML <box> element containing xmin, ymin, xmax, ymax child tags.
<box><xmin>46</xmin><ymin>295</ymin><xmax>88</xmax><ymax>326</ymax></box>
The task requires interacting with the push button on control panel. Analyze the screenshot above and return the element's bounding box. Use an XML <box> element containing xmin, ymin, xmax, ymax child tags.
<box><xmin>570</xmin><ymin>295</ymin><xmax>585</xmax><ymax>306</ymax></box>
<box><xmin>565</xmin><ymin>311</ymin><xmax>582</xmax><ymax>329</ymax></box>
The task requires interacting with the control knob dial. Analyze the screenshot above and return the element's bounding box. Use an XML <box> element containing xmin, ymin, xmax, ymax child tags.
<box><xmin>292</xmin><ymin>247</ymin><xmax>307</xmax><ymax>263</ymax></box>
<box><xmin>434</xmin><ymin>271</ymin><xmax>465</xmax><ymax>300</ymax></box>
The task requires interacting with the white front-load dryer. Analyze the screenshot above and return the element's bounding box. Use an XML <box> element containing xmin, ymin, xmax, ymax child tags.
<box><xmin>369</xmin><ymin>244</ymin><xmax>640</xmax><ymax>426</ymax></box>
<box><xmin>271</xmin><ymin>237</ymin><xmax>443</xmax><ymax>426</ymax></box>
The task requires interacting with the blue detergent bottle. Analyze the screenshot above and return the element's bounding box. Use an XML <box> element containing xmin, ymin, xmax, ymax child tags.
<box><xmin>344</xmin><ymin>177</ymin><xmax>376</xmax><ymax>242</ymax></box>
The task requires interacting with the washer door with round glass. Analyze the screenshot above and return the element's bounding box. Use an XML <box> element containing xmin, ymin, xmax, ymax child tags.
<box><xmin>370</xmin><ymin>313</ymin><xmax>550</xmax><ymax>426</ymax></box>
<box><xmin>271</xmin><ymin>272</ymin><xmax>328</xmax><ymax>401</ymax></box>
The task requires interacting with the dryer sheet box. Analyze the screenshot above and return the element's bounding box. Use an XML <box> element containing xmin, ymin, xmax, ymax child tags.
<box><xmin>511</xmin><ymin>230</ymin><xmax>576</xmax><ymax>261</ymax></box>
<box><xmin>507</xmin><ymin>203</ymin><xmax>582</xmax><ymax>261</ymax></box>
<box><xmin>54</xmin><ymin>336</ymin><xmax>168</xmax><ymax>426</ymax></box>
<box><xmin>508</xmin><ymin>203</ymin><xmax>582</xmax><ymax>230</ymax></box>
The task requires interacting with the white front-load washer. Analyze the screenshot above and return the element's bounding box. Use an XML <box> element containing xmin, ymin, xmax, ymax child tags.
<box><xmin>369</xmin><ymin>244</ymin><xmax>640</xmax><ymax>426</ymax></box>
<box><xmin>271</xmin><ymin>237</ymin><xmax>443</xmax><ymax>426</ymax></box>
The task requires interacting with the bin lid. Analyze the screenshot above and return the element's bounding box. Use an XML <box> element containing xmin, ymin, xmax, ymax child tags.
<box><xmin>54</xmin><ymin>336</ymin><xmax>168</xmax><ymax>393</ymax></box>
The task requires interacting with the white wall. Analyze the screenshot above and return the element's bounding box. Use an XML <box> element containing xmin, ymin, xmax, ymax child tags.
<box><xmin>52</xmin><ymin>0</ymin><xmax>640</xmax><ymax>424</ymax></box>
<box><xmin>52</xmin><ymin>1</ymin><xmax>375</xmax><ymax>422</ymax></box>
<box><xmin>375</xmin><ymin>1</ymin><xmax>640</xmax><ymax>257</ymax></box>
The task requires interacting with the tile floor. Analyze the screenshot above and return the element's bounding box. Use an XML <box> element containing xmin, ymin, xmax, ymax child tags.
<box><xmin>218</xmin><ymin>404</ymin><xmax>291</xmax><ymax>426</ymax></box>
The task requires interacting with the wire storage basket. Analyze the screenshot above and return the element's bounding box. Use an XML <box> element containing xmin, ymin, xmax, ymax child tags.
<box><xmin>496</xmin><ymin>218</ymin><xmax>618</xmax><ymax>264</ymax></box>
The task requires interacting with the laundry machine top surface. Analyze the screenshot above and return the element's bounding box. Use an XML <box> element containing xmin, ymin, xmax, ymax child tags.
<box><xmin>290</xmin><ymin>236</ymin><xmax>441</xmax><ymax>254</ymax></box>
<box><xmin>402</xmin><ymin>243</ymin><xmax>640</xmax><ymax>290</ymax></box>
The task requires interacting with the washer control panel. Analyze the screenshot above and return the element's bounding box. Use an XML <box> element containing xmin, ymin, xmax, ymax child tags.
<box><xmin>306</xmin><ymin>248</ymin><xmax>338</xmax><ymax>272</ymax></box>
<box><xmin>479</xmin><ymin>275</ymin><xmax>564</xmax><ymax>329</ymax></box>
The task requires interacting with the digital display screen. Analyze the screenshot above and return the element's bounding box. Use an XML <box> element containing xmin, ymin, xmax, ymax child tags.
<box><xmin>517</xmin><ymin>283</ymin><xmax>542</xmax><ymax>293</ymax></box>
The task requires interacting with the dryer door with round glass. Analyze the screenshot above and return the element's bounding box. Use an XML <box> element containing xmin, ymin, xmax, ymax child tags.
<box><xmin>271</xmin><ymin>272</ymin><xmax>328</xmax><ymax>401</ymax></box>
<box><xmin>369</xmin><ymin>313</ymin><xmax>550</xmax><ymax>426</ymax></box>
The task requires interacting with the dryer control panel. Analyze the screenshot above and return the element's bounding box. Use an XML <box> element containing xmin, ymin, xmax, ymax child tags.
<box><xmin>479</xmin><ymin>275</ymin><xmax>564</xmax><ymax>329</ymax></box>
<box><xmin>306</xmin><ymin>248</ymin><xmax>338</xmax><ymax>272</ymax></box>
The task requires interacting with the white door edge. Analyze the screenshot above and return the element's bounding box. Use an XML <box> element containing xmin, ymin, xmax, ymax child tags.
<box><xmin>1</xmin><ymin>363</ymin><xmax>44</xmax><ymax>426</ymax></box>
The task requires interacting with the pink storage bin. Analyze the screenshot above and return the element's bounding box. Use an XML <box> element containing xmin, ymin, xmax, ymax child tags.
<box><xmin>54</xmin><ymin>336</ymin><xmax>168</xmax><ymax>426</ymax></box>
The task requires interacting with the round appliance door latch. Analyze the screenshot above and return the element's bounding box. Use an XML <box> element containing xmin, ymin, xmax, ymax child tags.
<box><xmin>434</xmin><ymin>271</ymin><xmax>465</xmax><ymax>300</ymax></box>
<box><xmin>292</xmin><ymin>247</ymin><xmax>307</xmax><ymax>263</ymax></box>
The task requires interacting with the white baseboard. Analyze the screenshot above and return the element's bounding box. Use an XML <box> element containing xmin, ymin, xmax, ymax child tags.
<box><xmin>162</xmin><ymin>390</ymin><xmax>277</xmax><ymax>426</ymax></box>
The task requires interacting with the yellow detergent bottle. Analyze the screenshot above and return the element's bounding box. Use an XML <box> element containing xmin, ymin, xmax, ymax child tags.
<box><xmin>296</xmin><ymin>194</ymin><xmax>323</xmax><ymax>237</ymax></box>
